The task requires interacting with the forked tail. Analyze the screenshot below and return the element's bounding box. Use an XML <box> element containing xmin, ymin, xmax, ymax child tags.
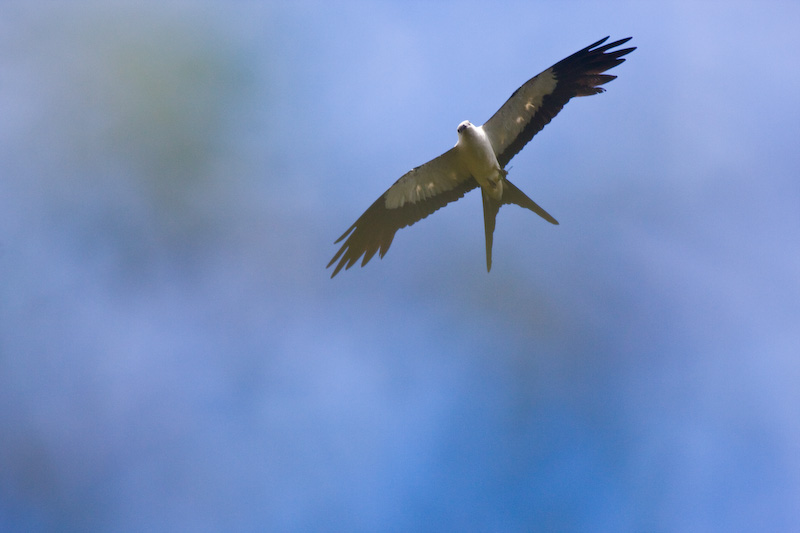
<box><xmin>480</xmin><ymin>178</ymin><xmax>558</xmax><ymax>272</ymax></box>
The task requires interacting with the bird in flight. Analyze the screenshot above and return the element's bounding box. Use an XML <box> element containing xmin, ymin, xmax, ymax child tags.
<box><xmin>328</xmin><ymin>36</ymin><xmax>635</xmax><ymax>277</ymax></box>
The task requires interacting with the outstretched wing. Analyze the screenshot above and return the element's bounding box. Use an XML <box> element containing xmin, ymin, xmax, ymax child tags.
<box><xmin>328</xmin><ymin>147</ymin><xmax>476</xmax><ymax>277</ymax></box>
<box><xmin>483</xmin><ymin>36</ymin><xmax>635</xmax><ymax>168</ymax></box>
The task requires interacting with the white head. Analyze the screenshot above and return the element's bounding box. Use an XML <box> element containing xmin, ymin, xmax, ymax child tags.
<box><xmin>457</xmin><ymin>120</ymin><xmax>473</xmax><ymax>134</ymax></box>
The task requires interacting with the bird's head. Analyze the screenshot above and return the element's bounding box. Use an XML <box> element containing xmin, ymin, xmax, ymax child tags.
<box><xmin>457</xmin><ymin>120</ymin><xmax>472</xmax><ymax>134</ymax></box>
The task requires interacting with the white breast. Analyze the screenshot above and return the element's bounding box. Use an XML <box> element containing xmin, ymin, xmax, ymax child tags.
<box><xmin>456</xmin><ymin>123</ymin><xmax>504</xmax><ymax>200</ymax></box>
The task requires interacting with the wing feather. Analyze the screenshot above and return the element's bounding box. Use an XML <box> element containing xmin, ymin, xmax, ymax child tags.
<box><xmin>327</xmin><ymin>148</ymin><xmax>476</xmax><ymax>277</ymax></box>
<box><xmin>483</xmin><ymin>37</ymin><xmax>636</xmax><ymax>168</ymax></box>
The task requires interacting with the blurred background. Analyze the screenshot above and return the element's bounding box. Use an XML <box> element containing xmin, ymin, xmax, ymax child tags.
<box><xmin>2</xmin><ymin>1</ymin><xmax>799</xmax><ymax>531</ymax></box>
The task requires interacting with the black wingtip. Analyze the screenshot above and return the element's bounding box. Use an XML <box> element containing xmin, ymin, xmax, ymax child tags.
<box><xmin>588</xmin><ymin>36</ymin><xmax>635</xmax><ymax>57</ymax></box>
<box><xmin>610</xmin><ymin>36</ymin><xmax>633</xmax><ymax>46</ymax></box>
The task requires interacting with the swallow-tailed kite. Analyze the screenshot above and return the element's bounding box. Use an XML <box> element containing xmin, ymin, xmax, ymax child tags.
<box><xmin>328</xmin><ymin>36</ymin><xmax>635</xmax><ymax>277</ymax></box>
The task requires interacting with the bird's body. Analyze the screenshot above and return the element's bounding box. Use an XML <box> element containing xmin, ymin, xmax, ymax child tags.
<box><xmin>328</xmin><ymin>37</ymin><xmax>635</xmax><ymax>277</ymax></box>
<box><xmin>456</xmin><ymin>121</ymin><xmax>505</xmax><ymax>201</ymax></box>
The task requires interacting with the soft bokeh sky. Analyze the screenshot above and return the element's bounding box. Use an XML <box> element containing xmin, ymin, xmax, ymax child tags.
<box><xmin>2</xmin><ymin>1</ymin><xmax>799</xmax><ymax>531</ymax></box>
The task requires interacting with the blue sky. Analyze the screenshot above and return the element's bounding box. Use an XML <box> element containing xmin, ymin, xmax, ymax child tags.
<box><xmin>2</xmin><ymin>2</ymin><xmax>799</xmax><ymax>531</ymax></box>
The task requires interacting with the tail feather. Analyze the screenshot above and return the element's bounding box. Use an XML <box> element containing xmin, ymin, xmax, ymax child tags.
<box><xmin>481</xmin><ymin>189</ymin><xmax>501</xmax><ymax>272</ymax></box>
<box><xmin>479</xmin><ymin>178</ymin><xmax>558</xmax><ymax>272</ymax></box>
<box><xmin>502</xmin><ymin>178</ymin><xmax>559</xmax><ymax>225</ymax></box>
